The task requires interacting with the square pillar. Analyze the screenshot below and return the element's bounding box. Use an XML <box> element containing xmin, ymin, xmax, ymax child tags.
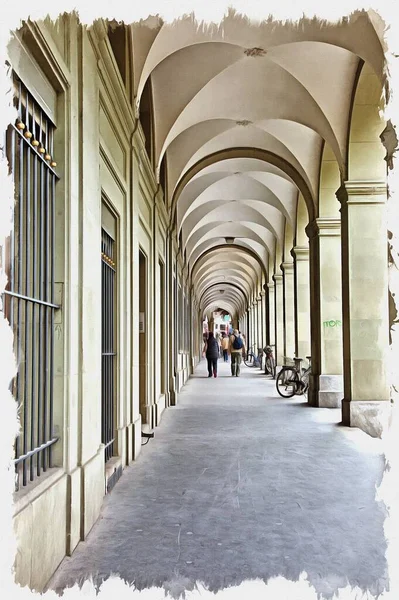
<box><xmin>273</xmin><ymin>274</ymin><xmax>284</xmax><ymax>367</ymax></box>
<box><xmin>267</xmin><ymin>282</ymin><xmax>275</xmax><ymax>346</ymax></box>
<box><xmin>337</xmin><ymin>180</ymin><xmax>392</xmax><ymax>438</ymax></box>
<box><xmin>281</xmin><ymin>261</ymin><xmax>295</xmax><ymax>360</ymax></box>
<box><xmin>306</xmin><ymin>219</ymin><xmax>343</xmax><ymax>408</ymax></box>
<box><xmin>248</xmin><ymin>306</ymin><xmax>253</xmax><ymax>348</ymax></box>
<box><xmin>291</xmin><ymin>246</ymin><xmax>311</xmax><ymax>361</ymax></box>
<box><xmin>252</xmin><ymin>300</ymin><xmax>258</xmax><ymax>349</ymax></box>
<box><xmin>260</xmin><ymin>290</ymin><xmax>267</xmax><ymax>348</ymax></box>
<box><xmin>256</xmin><ymin>297</ymin><xmax>262</xmax><ymax>348</ymax></box>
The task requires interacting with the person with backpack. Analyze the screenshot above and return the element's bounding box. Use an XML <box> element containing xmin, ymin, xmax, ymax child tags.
<box><xmin>221</xmin><ymin>333</ymin><xmax>229</xmax><ymax>362</ymax></box>
<box><xmin>203</xmin><ymin>331</ymin><xmax>220</xmax><ymax>378</ymax></box>
<box><xmin>229</xmin><ymin>329</ymin><xmax>246</xmax><ymax>377</ymax></box>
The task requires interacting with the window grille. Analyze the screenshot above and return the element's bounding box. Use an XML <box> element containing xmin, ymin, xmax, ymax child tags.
<box><xmin>101</xmin><ymin>228</ymin><xmax>116</xmax><ymax>463</ymax></box>
<box><xmin>1</xmin><ymin>73</ymin><xmax>60</xmax><ymax>489</ymax></box>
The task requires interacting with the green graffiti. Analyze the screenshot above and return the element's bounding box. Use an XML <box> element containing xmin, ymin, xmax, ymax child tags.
<box><xmin>323</xmin><ymin>319</ymin><xmax>342</xmax><ymax>328</ymax></box>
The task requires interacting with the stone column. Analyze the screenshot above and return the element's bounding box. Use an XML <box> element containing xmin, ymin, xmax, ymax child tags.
<box><xmin>247</xmin><ymin>306</ymin><xmax>253</xmax><ymax>348</ymax></box>
<box><xmin>261</xmin><ymin>291</ymin><xmax>267</xmax><ymax>348</ymax></box>
<box><xmin>336</xmin><ymin>181</ymin><xmax>391</xmax><ymax>437</ymax></box>
<box><xmin>255</xmin><ymin>298</ymin><xmax>259</xmax><ymax>348</ymax></box>
<box><xmin>291</xmin><ymin>246</ymin><xmax>311</xmax><ymax>360</ymax></box>
<box><xmin>252</xmin><ymin>301</ymin><xmax>257</xmax><ymax>352</ymax></box>
<box><xmin>208</xmin><ymin>317</ymin><xmax>215</xmax><ymax>333</ymax></box>
<box><xmin>281</xmin><ymin>261</ymin><xmax>295</xmax><ymax>360</ymax></box>
<box><xmin>267</xmin><ymin>282</ymin><xmax>275</xmax><ymax>346</ymax></box>
<box><xmin>273</xmin><ymin>274</ymin><xmax>284</xmax><ymax>367</ymax></box>
<box><xmin>252</xmin><ymin>302</ymin><xmax>256</xmax><ymax>348</ymax></box>
<box><xmin>256</xmin><ymin>298</ymin><xmax>262</xmax><ymax>349</ymax></box>
<box><xmin>306</xmin><ymin>219</ymin><xmax>343</xmax><ymax>408</ymax></box>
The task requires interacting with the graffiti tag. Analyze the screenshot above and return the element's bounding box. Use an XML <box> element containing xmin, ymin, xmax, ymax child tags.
<box><xmin>323</xmin><ymin>320</ymin><xmax>341</xmax><ymax>328</ymax></box>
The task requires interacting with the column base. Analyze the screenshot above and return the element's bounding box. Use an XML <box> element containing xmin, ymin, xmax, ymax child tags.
<box><xmin>318</xmin><ymin>375</ymin><xmax>343</xmax><ymax>408</ymax></box>
<box><xmin>308</xmin><ymin>374</ymin><xmax>343</xmax><ymax>407</ymax></box>
<box><xmin>342</xmin><ymin>399</ymin><xmax>393</xmax><ymax>438</ymax></box>
<box><xmin>169</xmin><ymin>377</ymin><xmax>177</xmax><ymax>406</ymax></box>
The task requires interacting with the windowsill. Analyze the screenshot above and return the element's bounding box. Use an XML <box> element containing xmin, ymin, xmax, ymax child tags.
<box><xmin>105</xmin><ymin>456</ymin><xmax>122</xmax><ymax>482</ymax></box>
<box><xmin>13</xmin><ymin>467</ymin><xmax>65</xmax><ymax>518</ymax></box>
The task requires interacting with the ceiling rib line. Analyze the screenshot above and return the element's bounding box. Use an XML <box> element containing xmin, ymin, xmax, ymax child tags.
<box><xmin>170</xmin><ymin>147</ymin><xmax>315</xmax><ymax>227</ymax></box>
<box><xmin>190</xmin><ymin>243</ymin><xmax>267</xmax><ymax>280</ymax></box>
<box><xmin>198</xmin><ymin>281</ymin><xmax>249</xmax><ymax>309</ymax></box>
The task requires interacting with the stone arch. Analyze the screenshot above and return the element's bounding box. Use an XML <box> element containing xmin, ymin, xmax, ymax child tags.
<box><xmin>347</xmin><ymin>61</ymin><xmax>386</xmax><ymax>181</ymax></box>
<box><xmin>170</xmin><ymin>147</ymin><xmax>316</xmax><ymax>227</ymax></box>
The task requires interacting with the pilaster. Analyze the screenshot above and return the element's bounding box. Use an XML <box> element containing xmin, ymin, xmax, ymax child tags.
<box><xmin>281</xmin><ymin>261</ymin><xmax>295</xmax><ymax>361</ymax></box>
<box><xmin>267</xmin><ymin>282</ymin><xmax>275</xmax><ymax>346</ymax></box>
<box><xmin>272</xmin><ymin>274</ymin><xmax>284</xmax><ymax>367</ymax></box>
<box><xmin>306</xmin><ymin>219</ymin><xmax>343</xmax><ymax>408</ymax></box>
<box><xmin>291</xmin><ymin>246</ymin><xmax>311</xmax><ymax>361</ymax></box>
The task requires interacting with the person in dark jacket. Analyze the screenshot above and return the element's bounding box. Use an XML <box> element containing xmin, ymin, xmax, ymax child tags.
<box><xmin>203</xmin><ymin>331</ymin><xmax>219</xmax><ymax>378</ymax></box>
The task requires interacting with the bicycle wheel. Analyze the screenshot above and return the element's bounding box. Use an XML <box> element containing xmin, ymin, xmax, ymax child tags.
<box><xmin>265</xmin><ymin>356</ymin><xmax>276</xmax><ymax>379</ymax></box>
<box><xmin>244</xmin><ymin>352</ymin><xmax>255</xmax><ymax>367</ymax></box>
<box><xmin>276</xmin><ymin>367</ymin><xmax>299</xmax><ymax>398</ymax></box>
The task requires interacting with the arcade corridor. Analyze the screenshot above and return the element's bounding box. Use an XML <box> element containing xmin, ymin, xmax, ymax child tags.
<box><xmin>1</xmin><ymin>9</ymin><xmax>396</xmax><ymax>595</ymax></box>
<box><xmin>47</xmin><ymin>362</ymin><xmax>387</xmax><ymax>598</ymax></box>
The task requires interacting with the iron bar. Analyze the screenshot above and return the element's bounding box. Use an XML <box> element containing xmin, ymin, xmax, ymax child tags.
<box><xmin>42</xmin><ymin>130</ymin><xmax>49</xmax><ymax>472</ymax></box>
<box><xmin>23</xmin><ymin>86</ymin><xmax>31</xmax><ymax>486</ymax></box>
<box><xmin>2</xmin><ymin>289</ymin><xmax>60</xmax><ymax>309</ymax></box>
<box><xmin>37</xmin><ymin>107</ymin><xmax>44</xmax><ymax>477</ymax></box>
<box><xmin>6</xmin><ymin>73</ymin><xmax>59</xmax><ymax>487</ymax></box>
<box><xmin>9</xmin><ymin>126</ymin><xmax>16</xmax><ymax>328</ymax></box>
<box><xmin>103</xmin><ymin>438</ymin><xmax>115</xmax><ymax>451</ymax></box>
<box><xmin>18</xmin><ymin>77</ymin><xmax>25</xmax><ymax>486</ymax></box>
<box><xmin>49</xmin><ymin>160</ymin><xmax>55</xmax><ymax>466</ymax></box>
<box><xmin>30</xmin><ymin>103</ymin><xmax>38</xmax><ymax>481</ymax></box>
<box><xmin>11</xmin><ymin>125</ymin><xmax>59</xmax><ymax>178</ymax></box>
<box><xmin>13</xmin><ymin>437</ymin><xmax>58</xmax><ymax>465</ymax></box>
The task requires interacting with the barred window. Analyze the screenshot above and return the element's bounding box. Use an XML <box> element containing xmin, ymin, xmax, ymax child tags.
<box><xmin>101</xmin><ymin>225</ymin><xmax>116</xmax><ymax>463</ymax></box>
<box><xmin>2</xmin><ymin>73</ymin><xmax>60</xmax><ymax>490</ymax></box>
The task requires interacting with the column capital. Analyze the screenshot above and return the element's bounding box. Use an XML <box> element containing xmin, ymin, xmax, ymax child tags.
<box><xmin>260</xmin><ymin>290</ymin><xmax>266</xmax><ymax>297</ymax></box>
<box><xmin>291</xmin><ymin>246</ymin><xmax>309</xmax><ymax>261</ymax></box>
<box><xmin>305</xmin><ymin>218</ymin><xmax>341</xmax><ymax>240</ymax></box>
<box><xmin>272</xmin><ymin>274</ymin><xmax>283</xmax><ymax>285</ymax></box>
<box><xmin>336</xmin><ymin>180</ymin><xmax>387</xmax><ymax>206</ymax></box>
<box><xmin>267</xmin><ymin>281</ymin><xmax>275</xmax><ymax>290</ymax></box>
<box><xmin>280</xmin><ymin>261</ymin><xmax>294</xmax><ymax>273</ymax></box>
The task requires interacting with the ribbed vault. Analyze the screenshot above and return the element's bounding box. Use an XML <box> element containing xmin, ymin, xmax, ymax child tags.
<box><xmin>133</xmin><ymin>9</ymin><xmax>385</xmax><ymax>323</ymax></box>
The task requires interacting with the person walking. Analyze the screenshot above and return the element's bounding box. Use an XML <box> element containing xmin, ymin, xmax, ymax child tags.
<box><xmin>221</xmin><ymin>333</ymin><xmax>229</xmax><ymax>362</ymax></box>
<box><xmin>203</xmin><ymin>331</ymin><xmax>219</xmax><ymax>378</ymax></box>
<box><xmin>229</xmin><ymin>329</ymin><xmax>246</xmax><ymax>377</ymax></box>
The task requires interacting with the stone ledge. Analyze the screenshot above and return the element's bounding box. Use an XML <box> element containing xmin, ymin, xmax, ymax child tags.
<box><xmin>342</xmin><ymin>399</ymin><xmax>393</xmax><ymax>438</ymax></box>
<box><xmin>318</xmin><ymin>391</ymin><xmax>342</xmax><ymax>408</ymax></box>
<box><xmin>309</xmin><ymin>374</ymin><xmax>343</xmax><ymax>408</ymax></box>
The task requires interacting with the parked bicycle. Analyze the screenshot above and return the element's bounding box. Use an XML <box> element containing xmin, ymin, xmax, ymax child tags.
<box><xmin>276</xmin><ymin>356</ymin><xmax>311</xmax><ymax>398</ymax></box>
<box><xmin>263</xmin><ymin>344</ymin><xmax>276</xmax><ymax>379</ymax></box>
<box><xmin>244</xmin><ymin>343</ymin><xmax>263</xmax><ymax>368</ymax></box>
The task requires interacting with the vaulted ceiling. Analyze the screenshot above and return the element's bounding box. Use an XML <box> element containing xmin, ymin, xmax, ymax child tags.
<box><xmin>132</xmin><ymin>9</ymin><xmax>386</xmax><ymax>320</ymax></box>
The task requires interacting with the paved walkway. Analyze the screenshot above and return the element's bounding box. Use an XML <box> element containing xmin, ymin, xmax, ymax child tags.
<box><xmin>48</xmin><ymin>360</ymin><xmax>388</xmax><ymax>598</ymax></box>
